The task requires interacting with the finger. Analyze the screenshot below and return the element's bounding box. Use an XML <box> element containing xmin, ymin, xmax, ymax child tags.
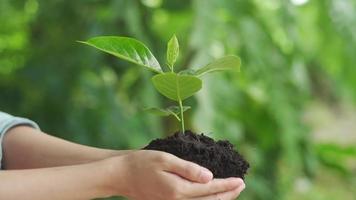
<box><xmin>183</xmin><ymin>178</ymin><xmax>244</xmax><ymax>197</ymax></box>
<box><xmin>163</xmin><ymin>154</ymin><xmax>213</xmax><ymax>183</ymax></box>
<box><xmin>189</xmin><ymin>183</ymin><xmax>246</xmax><ymax>200</ymax></box>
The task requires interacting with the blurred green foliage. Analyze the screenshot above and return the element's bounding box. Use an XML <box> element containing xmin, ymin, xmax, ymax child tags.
<box><xmin>1</xmin><ymin>0</ymin><xmax>355</xmax><ymax>200</ymax></box>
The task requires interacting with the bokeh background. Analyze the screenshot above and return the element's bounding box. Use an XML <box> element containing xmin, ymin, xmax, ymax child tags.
<box><xmin>1</xmin><ymin>0</ymin><xmax>356</xmax><ymax>199</ymax></box>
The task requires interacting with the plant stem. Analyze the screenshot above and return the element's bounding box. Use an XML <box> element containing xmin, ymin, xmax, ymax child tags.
<box><xmin>178</xmin><ymin>99</ymin><xmax>185</xmax><ymax>133</ymax></box>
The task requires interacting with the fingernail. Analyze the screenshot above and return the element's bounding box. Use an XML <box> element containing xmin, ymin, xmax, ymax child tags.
<box><xmin>200</xmin><ymin>168</ymin><xmax>213</xmax><ymax>182</ymax></box>
<box><xmin>230</xmin><ymin>178</ymin><xmax>244</xmax><ymax>187</ymax></box>
<box><xmin>237</xmin><ymin>183</ymin><xmax>246</xmax><ymax>194</ymax></box>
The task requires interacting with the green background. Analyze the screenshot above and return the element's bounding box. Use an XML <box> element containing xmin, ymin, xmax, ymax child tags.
<box><xmin>1</xmin><ymin>0</ymin><xmax>355</xmax><ymax>199</ymax></box>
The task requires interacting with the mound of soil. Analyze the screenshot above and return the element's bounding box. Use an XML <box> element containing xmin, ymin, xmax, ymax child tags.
<box><xmin>143</xmin><ymin>130</ymin><xmax>249</xmax><ymax>179</ymax></box>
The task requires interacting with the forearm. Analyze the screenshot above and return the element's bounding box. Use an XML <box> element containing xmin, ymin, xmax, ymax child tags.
<box><xmin>0</xmin><ymin>159</ymin><xmax>117</xmax><ymax>200</ymax></box>
<box><xmin>3</xmin><ymin>126</ymin><xmax>132</xmax><ymax>169</ymax></box>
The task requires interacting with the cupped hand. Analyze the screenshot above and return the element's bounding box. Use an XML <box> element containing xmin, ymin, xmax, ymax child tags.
<box><xmin>106</xmin><ymin>150</ymin><xmax>245</xmax><ymax>200</ymax></box>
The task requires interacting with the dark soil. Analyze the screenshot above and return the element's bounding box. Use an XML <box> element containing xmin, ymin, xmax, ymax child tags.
<box><xmin>143</xmin><ymin>130</ymin><xmax>249</xmax><ymax>179</ymax></box>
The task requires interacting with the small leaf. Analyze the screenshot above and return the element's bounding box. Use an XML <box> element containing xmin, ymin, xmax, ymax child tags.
<box><xmin>195</xmin><ymin>55</ymin><xmax>241</xmax><ymax>77</ymax></box>
<box><xmin>178</xmin><ymin>69</ymin><xmax>196</xmax><ymax>75</ymax></box>
<box><xmin>144</xmin><ymin>106</ymin><xmax>191</xmax><ymax>121</ymax></box>
<box><xmin>144</xmin><ymin>107</ymin><xmax>171</xmax><ymax>116</ymax></box>
<box><xmin>167</xmin><ymin>106</ymin><xmax>191</xmax><ymax>114</ymax></box>
<box><xmin>166</xmin><ymin>35</ymin><xmax>179</xmax><ymax>71</ymax></box>
<box><xmin>145</xmin><ymin>107</ymin><xmax>180</xmax><ymax>121</ymax></box>
<box><xmin>151</xmin><ymin>72</ymin><xmax>202</xmax><ymax>101</ymax></box>
<box><xmin>79</xmin><ymin>36</ymin><xmax>162</xmax><ymax>73</ymax></box>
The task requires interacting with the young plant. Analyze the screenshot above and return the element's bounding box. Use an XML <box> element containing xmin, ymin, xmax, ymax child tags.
<box><xmin>80</xmin><ymin>35</ymin><xmax>240</xmax><ymax>133</ymax></box>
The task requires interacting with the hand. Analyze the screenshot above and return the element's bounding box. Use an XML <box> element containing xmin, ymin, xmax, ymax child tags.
<box><xmin>105</xmin><ymin>150</ymin><xmax>245</xmax><ymax>200</ymax></box>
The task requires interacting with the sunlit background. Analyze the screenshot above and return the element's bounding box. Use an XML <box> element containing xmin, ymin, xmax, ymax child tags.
<box><xmin>1</xmin><ymin>0</ymin><xmax>355</xmax><ymax>199</ymax></box>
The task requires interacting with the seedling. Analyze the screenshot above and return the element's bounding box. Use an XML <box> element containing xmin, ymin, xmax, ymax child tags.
<box><xmin>80</xmin><ymin>35</ymin><xmax>240</xmax><ymax>133</ymax></box>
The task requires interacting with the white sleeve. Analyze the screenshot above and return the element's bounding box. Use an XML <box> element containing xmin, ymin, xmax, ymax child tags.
<box><xmin>0</xmin><ymin>111</ymin><xmax>40</xmax><ymax>169</ymax></box>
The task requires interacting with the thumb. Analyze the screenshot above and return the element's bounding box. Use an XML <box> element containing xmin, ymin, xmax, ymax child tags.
<box><xmin>164</xmin><ymin>155</ymin><xmax>213</xmax><ymax>183</ymax></box>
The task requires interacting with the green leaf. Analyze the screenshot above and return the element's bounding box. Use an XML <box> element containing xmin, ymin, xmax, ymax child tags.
<box><xmin>166</xmin><ymin>34</ymin><xmax>179</xmax><ymax>71</ymax></box>
<box><xmin>167</xmin><ymin>105</ymin><xmax>191</xmax><ymax>114</ymax></box>
<box><xmin>195</xmin><ymin>55</ymin><xmax>241</xmax><ymax>77</ymax></box>
<box><xmin>144</xmin><ymin>106</ymin><xmax>191</xmax><ymax>121</ymax></box>
<box><xmin>151</xmin><ymin>72</ymin><xmax>202</xmax><ymax>101</ymax></box>
<box><xmin>144</xmin><ymin>107</ymin><xmax>172</xmax><ymax>117</ymax></box>
<box><xmin>79</xmin><ymin>36</ymin><xmax>162</xmax><ymax>73</ymax></box>
<box><xmin>178</xmin><ymin>69</ymin><xmax>196</xmax><ymax>75</ymax></box>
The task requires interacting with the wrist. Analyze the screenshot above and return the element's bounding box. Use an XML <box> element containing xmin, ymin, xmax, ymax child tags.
<box><xmin>103</xmin><ymin>149</ymin><xmax>135</xmax><ymax>157</ymax></box>
<box><xmin>98</xmin><ymin>156</ymin><xmax>130</xmax><ymax>197</ymax></box>
<box><xmin>93</xmin><ymin>149</ymin><xmax>135</xmax><ymax>161</ymax></box>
